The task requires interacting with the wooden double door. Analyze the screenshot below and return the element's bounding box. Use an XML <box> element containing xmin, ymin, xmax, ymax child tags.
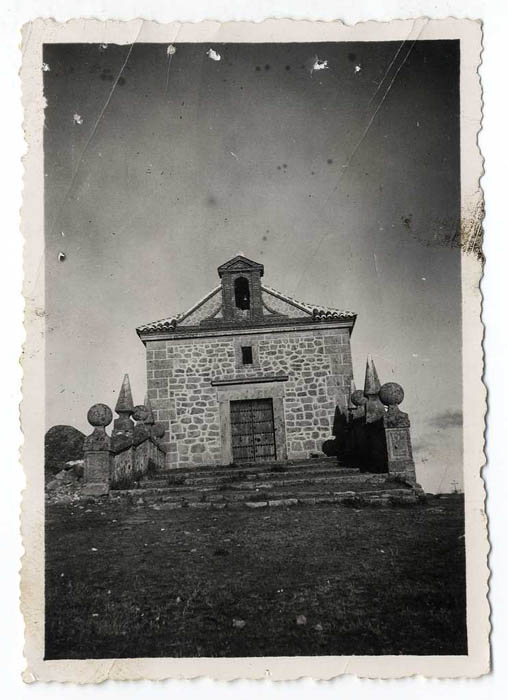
<box><xmin>230</xmin><ymin>398</ymin><xmax>277</xmax><ymax>464</ymax></box>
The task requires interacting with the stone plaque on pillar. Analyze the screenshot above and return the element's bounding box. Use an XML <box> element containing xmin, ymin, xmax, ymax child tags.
<box><xmin>379</xmin><ymin>382</ymin><xmax>417</xmax><ymax>483</ymax></box>
<box><xmin>83</xmin><ymin>403</ymin><xmax>113</xmax><ymax>496</ymax></box>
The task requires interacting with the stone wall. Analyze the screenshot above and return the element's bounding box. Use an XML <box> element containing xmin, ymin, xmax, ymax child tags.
<box><xmin>146</xmin><ymin>326</ymin><xmax>353</xmax><ymax>468</ymax></box>
<box><xmin>111</xmin><ymin>445</ymin><xmax>135</xmax><ymax>486</ymax></box>
<box><xmin>82</xmin><ymin>396</ymin><xmax>167</xmax><ymax>495</ymax></box>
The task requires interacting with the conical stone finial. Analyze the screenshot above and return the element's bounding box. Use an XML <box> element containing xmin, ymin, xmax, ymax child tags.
<box><xmin>115</xmin><ymin>374</ymin><xmax>134</xmax><ymax>415</ymax></box>
<box><xmin>112</xmin><ymin>374</ymin><xmax>135</xmax><ymax>445</ymax></box>
<box><xmin>144</xmin><ymin>394</ymin><xmax>155</xmax><ymax>425</ymax></box>
<box><xmin>363</xmin><ymin>355</ymin><xmax>385</xmax><ymax>424</ymax></box>
<box><xmin>364</xmin><ymin>355</ymin><xmax>381</xmax><ymax>396</ymax></box>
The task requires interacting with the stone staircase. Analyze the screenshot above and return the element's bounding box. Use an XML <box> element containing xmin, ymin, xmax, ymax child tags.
<box><xmin>110</xmin><ymin>457</ymin><xmax>424</xmax><ymax>509</ymax></box>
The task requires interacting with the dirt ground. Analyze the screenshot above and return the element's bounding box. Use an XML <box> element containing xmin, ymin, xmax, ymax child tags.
<box><xmin>45</xmin><ymin>495</ymin><xmax>466</xmax><ymax>658</ymax></box>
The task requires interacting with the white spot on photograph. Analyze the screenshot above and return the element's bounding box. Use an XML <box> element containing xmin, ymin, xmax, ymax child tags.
<box><xmin>207</xmin><ymin>49</ymin><xmax>221</xmax><ymax>62</ymax></box>
<box><xmin>311</xmin><ymin>57</ymin><xmax>328</xmax><ymax>73</ymax></box>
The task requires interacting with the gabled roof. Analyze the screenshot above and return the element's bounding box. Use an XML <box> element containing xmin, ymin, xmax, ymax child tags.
<box><xmin>137</xmin><ymin>280</ymin><xmax>356</xmax><ymax>336</ymax></box>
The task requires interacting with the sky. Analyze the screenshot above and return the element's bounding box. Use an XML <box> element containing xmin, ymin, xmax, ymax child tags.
<box><xmin>43</xmin><ymin>40</ymin><xmax>462</xmax><ymax>493</ymax></box>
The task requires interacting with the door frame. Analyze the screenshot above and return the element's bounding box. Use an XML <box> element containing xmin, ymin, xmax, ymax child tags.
<box><xmin>216</xmin><ymin>381</ymin><xmax>288</xmax><ymax>465</ymax></box>
<box><xmin>230</xmin><ymin>397</ymin><xmax>277</xmax><ymax>464</ymax></box>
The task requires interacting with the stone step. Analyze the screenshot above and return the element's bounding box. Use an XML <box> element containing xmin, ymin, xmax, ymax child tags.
<box><xmin>140</xmin><ymin>461</ymin><xmax>359</xmax><ymax>481</ymax></box>
<box><xmin>179</xmin><ymin>483</ymin><xmax>412</xmax><ymax>504</ymax></box>
<box><xmin>139</xmin><ymin>466</ymin><xmax>361</xmax><ymax>489</ymax></box>
<box><xmin>119</xmin><ymin>473</ymin><xmax>386</xmax><ymax>498</ymax></box>
<box><xmin>112</xmin><ymin>475</ymin><xmax>408</xmax><ymax>502</ymax></box>
<box><xmin>111</xmin><ymin>487</ymin><xmax>422</xmax><ymax>509</ymax></box>
<box><xmin>144</xmin><ymin>456</ymin><xmax>348</xmax><ymax>480</ymax></box>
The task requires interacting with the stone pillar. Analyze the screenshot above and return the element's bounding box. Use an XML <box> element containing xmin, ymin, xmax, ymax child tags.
<box><xmin>83</xmin><ymin>403</ymin><xmax>113</xmax><ymax>496</ymax></box>
<box><xmin>350</xmin><ymin>388</ymin><xmax>368</xmax><ymax>468</ymax></box>
<box><xmin>346</xmin><ymin>380</ymin><xmax>357</xmax><ymax>420</ymax></box>
<box><xmin>363</xmin><ymin>355</ymin><xmax>388</xmax><ymax>473</ymax></box>
<box><xmin>329</xmin><ymin>405</ymin><xmax>347</xmax><ymax>459</ymax></box>
<box><xmin>342</xmin><ymin>382</ymin><xmax>355</xmax><ymax>457</ymax></box>
<box><xmin>132</xmin><ymin>404</ymin><xmax>150</xmax><ymax>445</ymax></box>
<box><xmin>379</xmin><ymin>382</ymin><xmax>417</xmax><ymax>484</ymax></box>
<box><xmin>150</xmin><ymin>422</ymin><xmax>167</xmax><ymax>470</ymax></box>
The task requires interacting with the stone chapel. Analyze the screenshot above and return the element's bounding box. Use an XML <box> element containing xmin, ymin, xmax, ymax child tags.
<box><xmin>136</xmin><ymin>255</ymin><xmax>357</xmax><ymax>468</ymax></box>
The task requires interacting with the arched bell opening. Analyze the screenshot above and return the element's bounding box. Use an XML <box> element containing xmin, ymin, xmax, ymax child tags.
<box><xmin>234</xmin><ymin>276</ymin><xmax>251</xmax><ymax>310</ymax></box>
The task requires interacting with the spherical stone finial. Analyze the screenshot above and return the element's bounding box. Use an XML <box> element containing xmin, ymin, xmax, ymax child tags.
<box><xmin>152</xmin><ymin>422</ymin><xmax>165</xmax><ymax>439</ymax></box>
<box><xmin>351</xmin><ymin>389</ymin><xmax>367</xmax><ymax>407</ymax></box>
<box><xmin>87</xmin><ymin>403</ymin><xmax>113</xmax><ymax>427</ymax></box>
<box><xmin>132</xmin><ymin>405</ymin><xmax>149</xmax><ymax>422</ymax></box>
<box><xmin>379</xmin><ymin>382</ymin><xmax>404</xmax><ymax>406</ymax></box>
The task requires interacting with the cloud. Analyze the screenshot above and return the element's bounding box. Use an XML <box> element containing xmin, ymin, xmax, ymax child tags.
<box><xmin>428</xmin><ymin>410</ymin><xmax>463</xmax><ymax>429</ymax></box>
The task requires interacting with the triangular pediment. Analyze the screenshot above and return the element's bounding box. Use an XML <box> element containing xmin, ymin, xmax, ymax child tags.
<box><xmin>217</xmin><ymin>255</ymin><xmax>264</xmax><ymax>278</ymax></box>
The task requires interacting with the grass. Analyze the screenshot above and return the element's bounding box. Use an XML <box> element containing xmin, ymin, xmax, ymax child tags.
<box><xmin>45</xmin><ymin>495</ymin><xmax>466</xmax><ymax>659</ymax></box>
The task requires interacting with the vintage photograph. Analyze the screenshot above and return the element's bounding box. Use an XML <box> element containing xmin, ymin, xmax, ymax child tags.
<box><xmin>21</xmin><ymin>19</ymin><xmax>487</xmax><ymax>681</ymax></box>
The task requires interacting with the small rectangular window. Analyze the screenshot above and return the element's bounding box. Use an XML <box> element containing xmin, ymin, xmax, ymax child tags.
<box><xmin>241</xmin><ymin>346</ymin><xmax>253</xmax><ymax>365</ymax></box>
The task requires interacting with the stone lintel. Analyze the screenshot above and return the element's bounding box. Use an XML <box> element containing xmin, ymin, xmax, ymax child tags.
<box><xmin>211</xmin><ymin>374</ymin><xmax>289</xmax><ymax>387</ymax></box>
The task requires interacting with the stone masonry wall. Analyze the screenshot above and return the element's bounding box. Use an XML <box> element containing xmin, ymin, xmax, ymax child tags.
<box><xmin>146</xmin><ymin>327</ymin><xmax>353</xmax><ymax>468</ymax></box>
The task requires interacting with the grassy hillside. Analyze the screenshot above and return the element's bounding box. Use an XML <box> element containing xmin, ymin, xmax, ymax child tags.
<box><xmin>45</xmin><ymin>496</ymin><xmax>466</xmax><ymax>658</ymax></box>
